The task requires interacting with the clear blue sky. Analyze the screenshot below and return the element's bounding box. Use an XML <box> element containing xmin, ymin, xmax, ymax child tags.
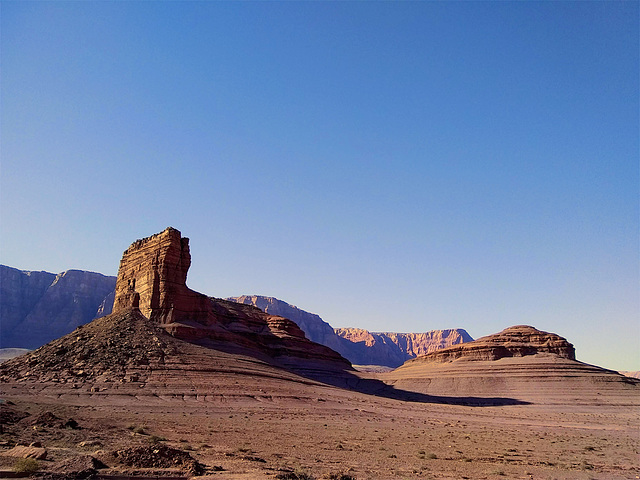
<box><xmin>1</xmin><ymin>1</ymin><xmax>638</xmax><ymax>371</ymax></box>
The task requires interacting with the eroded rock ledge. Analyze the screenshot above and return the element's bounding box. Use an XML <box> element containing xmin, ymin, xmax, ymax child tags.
<box><xmin>406</xmin><ymin>325</ymin><xmax>575</xmax><ymax>364</ymax></box>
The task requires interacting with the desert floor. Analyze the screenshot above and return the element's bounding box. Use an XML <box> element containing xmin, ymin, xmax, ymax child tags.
<box><xmin>1</xmin><ymin>377</ymin><xmax>638</xmax><ymax>480</ymax></box>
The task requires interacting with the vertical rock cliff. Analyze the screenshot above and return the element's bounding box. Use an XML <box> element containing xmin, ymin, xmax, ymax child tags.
<box><xmin>113</xmin><ymin>227</ymin><xmax>213</xmax><ymax>326</ymax></box>
<box><xmin>112</xmin><ymin>228</ymin><xmax>351</xmax><ymax>373</ymax></box>
<box><xmin>0</xmin><ymin>265</ymin><xmax>115</xmax><ymax>348</ymax></box>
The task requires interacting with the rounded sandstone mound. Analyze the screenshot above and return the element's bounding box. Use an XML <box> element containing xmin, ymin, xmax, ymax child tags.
<box><xmin>404</xmin><ymin>325</ymin><xmax>575</xmax><ymax>364</ymax></box>
<box><xmin>384</xmin><ymin>325</ymin><xmax>639</xmax><ymax>405</ymax></box>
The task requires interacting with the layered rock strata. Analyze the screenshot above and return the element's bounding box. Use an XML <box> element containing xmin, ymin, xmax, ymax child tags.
<box><xmin>385</xmin><ymin>325</ymin><xmax>638</xmax><ymax>404</ymax></box>
<box><xmin>228</xmin><ymin>295</ymin><xmax>346</xmax><ymax>354</ymax></box>
<box><xmin>408</xmin><ymin>325</ymin><xmax>575</xmax><ymax>363</ymax></box>
<box><xmin>228</xmin><ymin>295</ymin><xmax>473</xmax><ymax>368</ymax></box>
<box><xmin>335</xmin><ymin>327</ymin><xmax>473</xmax><ymax>367</ymax></box>
<box><xmin>111</xmin><ymin>228</ymin><xmax>351</xmax><ymax>374</ymax></box>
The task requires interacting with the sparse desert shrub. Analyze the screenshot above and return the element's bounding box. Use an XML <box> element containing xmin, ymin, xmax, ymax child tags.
<box><xmin>326</xmin><ymin>473</ymin><xmax>356</xmax><ymax>480</ymax></box>
<box><xmin>13</xmin><ymin>457</ymin><xmax>39</xmax><ymax>474</ymax></box>
<box><xmin>147</xmin><ymin>434</ymin><xmax>166</xmax><ymax>444</ymax></box>
<box><xmin>127</xmin><ymin>423</ymin><xmax>147</xmax><ymax>434</ymax></box>
<box><xmin>277</xmin><ymin>470</ymin><xmax>315</xmax><ymax>480</ymax></box>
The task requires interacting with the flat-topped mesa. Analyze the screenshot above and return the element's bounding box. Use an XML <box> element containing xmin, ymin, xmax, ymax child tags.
<box><xmin>112</xmin><ymin>227</ymin><xmax>213</xmax><ymax>325</ymax></box>
<box><xmin>407</xmin><ymin>325</ymin><xmax>575</xmax><ymax>364</ymax></box>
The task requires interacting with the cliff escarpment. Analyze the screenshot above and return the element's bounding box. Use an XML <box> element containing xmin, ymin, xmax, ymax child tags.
<box><xmin>228</xmin><ymin>295</ymin><xmax>473</xmax><ymax>368</ymax></box>
<box><xmin>0</xmin><ymin>265</ymin><xmax>115</xmax><ymax>349</ymax></box>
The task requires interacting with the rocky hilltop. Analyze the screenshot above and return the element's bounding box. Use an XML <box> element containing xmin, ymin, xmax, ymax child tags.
<box><xmin>228</xmin><ymin>295</ymin><xmax>472</xmax><ymax>368</ymax></box>
<box><xmin>407</xmin><ymin>325</ymin><xmax>575</xmax><ymax>363</ymax></box>
<box><xmin>384</xmin><ymin>325</ymin><xmax>639</xmax><ymax>404</ymax></box>
<box><xmin>0</xmin><ymin>227</ymin><xmax>355</xmax><ymax>400</ymax></box>
<box><xmin>0</xmin><ymin>265</ymin><xmax>115</xmax><ymax>349</ymax></box>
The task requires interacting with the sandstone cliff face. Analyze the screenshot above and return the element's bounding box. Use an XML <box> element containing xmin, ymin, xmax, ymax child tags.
<box><xmin>113</xmin><ymin>227</ymin><xmax>213</xmax><ymax>326</ymax></box>
<box><xmin>227</xmin><ymin>295</ymin><xmax>473</xmax><ymax>368</ymax></box>
<box><xmin>335</xmin><ymin>328</ymin><xmax>473</xmax><ymax>367</ymax></box>
<box><xmin>404</xmin><ymin>325</ymin><xmax>575</xmax><ymax>364</ymax></box>
<box><xmin>111</xmin><ymin>228</ymin><xmax>351</xmax><ymax>374</ymax></box>
<box><xmin>0</xmin><ymin>265</ymin><xmax>116</xmax><ymax>349</ymax></box>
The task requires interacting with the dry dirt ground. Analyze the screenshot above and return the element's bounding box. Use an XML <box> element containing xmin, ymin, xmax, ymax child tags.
<box><xmin>1</xmin><ymin>375</ymin><xmax>638</xmax><ymax>480</ymax></box>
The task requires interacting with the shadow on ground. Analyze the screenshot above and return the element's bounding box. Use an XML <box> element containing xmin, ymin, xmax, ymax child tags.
<box><xmin>190</xmin><ymin>337</ymin><xmax>531</xmax><ymax>407</ymax></box>
<box><xmin>311</xmin><ymin>370</ymin><xmax>531</xmax><ymax>407</ymax></box>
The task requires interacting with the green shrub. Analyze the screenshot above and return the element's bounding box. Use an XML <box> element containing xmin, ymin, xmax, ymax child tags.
<box><xmin>13</xmin><ymin>457</ymin><xmax>39</xmax><ymax>474</ymax></box>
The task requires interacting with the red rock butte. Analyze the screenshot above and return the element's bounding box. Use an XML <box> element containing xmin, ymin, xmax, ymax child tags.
<box><xmin>113</xmin><ymin>227</ymin><xmax>210</xmax><ymax>325</ymax></box>
<box><xmin>112</xmin><ymin>227</ymin><xmax>351</xmax><ymax>374</ymax></box>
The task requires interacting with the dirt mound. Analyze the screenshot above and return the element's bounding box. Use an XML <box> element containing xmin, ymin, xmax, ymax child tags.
<box><xmin>113</xmin><ymin>445</ymin><xmax>203</xmax><ymax>475</ymax></box>
<box><xmin>0</xmin><ymin>403</ymin><xmax>29</xmax><ymax>427</ymax></box>
<box><xmin>25</xmin><ymin>411</ymin><xmax>80</xmax><ymax>430</ymax></box>
<box><xmin>0</xmin><ymin>308</ymin><xmax>176</xmax><ymax>384</ymax></box>
<box><xmin>51</xmin><ymin>455</ymin><xmax>106</xmax><ymax>479</ymax></box>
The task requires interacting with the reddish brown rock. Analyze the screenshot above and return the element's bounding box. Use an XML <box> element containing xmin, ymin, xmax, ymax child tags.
<box><xmin>113</xmin><ymin>227</ymin><xmax>212</xmax><ymax>326</ymax></box>
<box><xmin>112</xmin><ymin>227</ymin><xmax>351</xmax><ymax>373</ymax></box>
<box><xmin>4</xmin><ymin>445</ymin><xmax>48</xmax><ymax>460</ymax></box>
<box><xmin>406</xmin><ymin>325</ymin><xmax>575</xmax><ymax>364</ymax></box>
<box><xmin>385</xmin><ymin>325</ymin><xmax>638</xmax><ymax>404</ymax></box>
<box><xmin>334</xmin><ymin>327</ymin><xmax>473</xmax><ymax>367</ymax></box>
<box><xmin>228</xmin><ymin>295</ymin><xmax>473</xmax><ymax>368</ymax></box>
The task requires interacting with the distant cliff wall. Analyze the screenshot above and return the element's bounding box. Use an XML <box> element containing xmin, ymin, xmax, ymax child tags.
<box><xmin>228</xmin><ymin>295</ymin><xmax>473</xmax><ymax>368</ymax></box>
<box><xmin>0</xmin><ymin>265</ymin><xmax>116</xmax><ymax>348</ymax></box>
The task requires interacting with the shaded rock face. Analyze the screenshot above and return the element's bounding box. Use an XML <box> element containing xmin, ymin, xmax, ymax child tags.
<box><xmin>227</xmin><ymin>295</ymin><xmax>473</xmax><ymax>368</ymax></box>
<box><xmin>407</xmin><ymin>325</ymin><xmax>576</xmax><ymax>364</ymax></box>
<box><xmin>0</xmin><ymin>265</ymin><xmax>116</xmax><ymax>349</ymax></box>
<box><xmin>335</xmin><ymin>328</ymin><xmax>474</xmax><ymax>367</ymax></box>
<box><xmin>111</xmin><ymin>228</ymin><xmax>351</xmax><ymax>373</ymax></box>
<box><xmin>228</xmin><ymin>295</ymin><xmax>346</xmax><ymax>353</ymax></box>
<box><xmin>113</xmin><ymin>227</ymin><xmax>212</xmax><ymax>326</ymax></box>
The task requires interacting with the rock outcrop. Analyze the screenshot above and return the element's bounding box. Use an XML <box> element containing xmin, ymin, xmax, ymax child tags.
<box><xmin>0</xmin><ymin>227</ymin><xmax>355</xmax><ymax>399</ymax></box>
<box><xmin>0</xmin><ymin>265</ymin><xmax>116</xmax><ymax>349</ymax></box>
<box><xmin>228</xmin><ymin>295</ymin><xmax>473</xmax><ymax>368</ymax></box>
<box><xmin>228</xmin><ymin>295</ymin><xmax>346</xmax><ymax>354</ymax></box>
<box><xmin>385</xmin><ymin>325</ymin><xmax>638</xmax><ymax>404</ymax></box>
<box><xmin>335</xmin><ymin>328</ymin><xmax>473</xmax><ymax>367</ymax></box>
<box><xmin>407</xmin><ymin>325</ymin><xmax>575</xmax><ymax>363</ymax></box>
<box><xmin>111</xmin><ymin>228</ymin><xmax>351</xmax><ymax>375</ymax></box>
<box><xmin>112</xmin><ymin>228</ymin><xmax>213</xmax><ymax>326</ymax></box>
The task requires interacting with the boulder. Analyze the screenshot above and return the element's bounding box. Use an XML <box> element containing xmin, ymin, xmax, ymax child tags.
<box><xmin>4</xmin><ymin>445</ymin><xmax>47</xmax><ymax>460</ymax></box>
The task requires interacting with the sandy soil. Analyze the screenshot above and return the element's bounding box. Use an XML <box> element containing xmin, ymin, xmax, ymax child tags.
<box><xmin>1</xmin><ymin>377</ymin><xmax>638</xmax><ymax>480</ymax></box>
